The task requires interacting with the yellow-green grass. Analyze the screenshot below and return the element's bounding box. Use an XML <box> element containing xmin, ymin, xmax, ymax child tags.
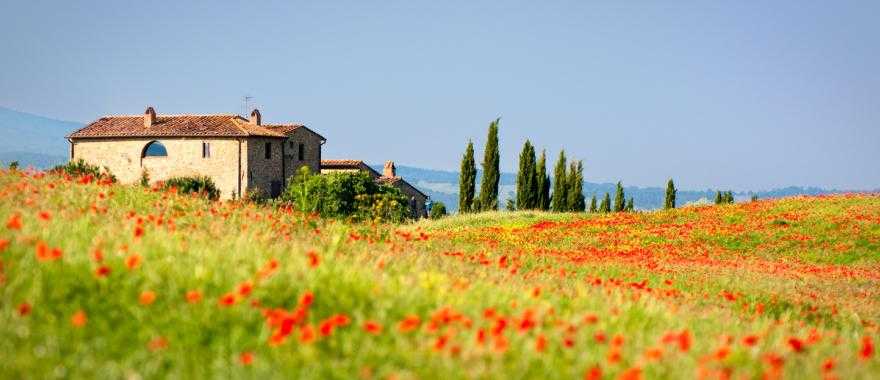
<box><xmin>0</xmin><ymin>170</ymin><xmax>877</xmax><ymax>379</ymax></box>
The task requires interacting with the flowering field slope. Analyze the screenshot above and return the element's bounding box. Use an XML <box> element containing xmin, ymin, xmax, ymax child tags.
<box><xmin>1</xmin><ymin>171</ymin><xmax>878</xmax><ymax>379</ymax></box>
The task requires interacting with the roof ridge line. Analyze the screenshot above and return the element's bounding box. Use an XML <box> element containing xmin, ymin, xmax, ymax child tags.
<box><xmin>100</xmin><ymin>113</ymin><xmax>239</xmax><ymax>118</ymax></box>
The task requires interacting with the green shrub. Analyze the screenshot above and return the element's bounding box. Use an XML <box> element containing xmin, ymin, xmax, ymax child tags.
<box><xmin>139</xmin><ymin>169</ymin><xmax>150</xmax><ymax>187</ymax></box>
<box><xmin>281</xmin><ymin>166</ymin><xmax>409</xmax><ymax>222</ymax></box>
<box><xmin>163</xmin><ymin>176</ymin><xmax>220</xmax><ymax>200</ymax></box>
<box><xmin>50</xmin><ymin>159</ymin><xmax>116</xmax><ymax>182</ymax></box>
<box><xmin>244</xmin><ymin>187</ymin><xmax>269</xmax><ymax>204</ymax></box>
<box><xmin>430</xmin><ymin>201</ymin><xmax>447</xmax><ymax>219</ymax></box>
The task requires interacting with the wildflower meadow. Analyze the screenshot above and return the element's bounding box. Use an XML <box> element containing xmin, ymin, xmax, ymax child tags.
<box><xmin>0</xmin><ymin>169</ymin><xmax>877</xmax><ymax>379</ymax></box>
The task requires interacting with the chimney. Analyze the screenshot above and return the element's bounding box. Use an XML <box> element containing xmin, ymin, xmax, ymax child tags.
<box><xmin>383</xmin><ymin>161</ymin><xmax>396</xmax><ymax>177</ymax></box>
<box><xmin>249</xmin><ymin>109</ymin><xmax>261</xmax><ymax>126</ymax></box>
<box><xmin>144</xmin><ymin>106</ymin><xmax>156</xmax><ymax>128</ymax></box>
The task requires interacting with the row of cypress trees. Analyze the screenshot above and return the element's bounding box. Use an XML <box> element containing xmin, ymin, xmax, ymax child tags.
<box><xmin>715</xmin><ymin>190</ymin><xmax>735</xmax><ymax>205</ymax></box>
<box><xmin>514</xmin><ymin>145</ymin><xmax>585</xmax><ymax>212</ymax></box>
<box><xmin>458</xmin><ymin>118</ymin><xmax>684</xmax><ymax>214</ymax></box>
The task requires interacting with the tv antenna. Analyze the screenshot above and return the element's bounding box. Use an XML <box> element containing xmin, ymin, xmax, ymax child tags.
<box><xmin>242</xmin><ymin>95</ymin><xmax>254</xmax><ymax>116</ymax></box>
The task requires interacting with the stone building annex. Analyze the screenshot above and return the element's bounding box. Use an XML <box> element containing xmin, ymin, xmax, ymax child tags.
<box><xmin>66</xmin><ymin>106</ymin><xmax>428</xmax><ymax>217</ymax></box>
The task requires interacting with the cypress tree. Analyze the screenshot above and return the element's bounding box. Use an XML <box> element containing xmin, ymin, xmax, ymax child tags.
<box><xmin>626</xmin><ymin>197</ymin><xmax>634</xmax><ymax>212</ymax></box>
<box><xmin>567</xmin><ymin>160</ymin><xmax>585</xmax><ymax>212</ymax></box>
<box><xmin>613</xmin><ymin>181</ymin><xmax>626</xmax><ymax>212</ymax></box>
<box><xmin>714</xmin><ymin>191</ymin><xmax>723</xmax><ymax>205</ymax></box>
<box><xmin>458</xmin><ymin>140</ymin><xmax>476</xmax><ymax>213</ymax></box>
<box><xmin>589</xmin><ymin>195</ymin><xmax>597</xmax><ymax>213</ymax></box>
<box><xmin>599</xmin><ymin>192</ymin><xmax>611</xmax><ymax>213</ymax></box>
<box><xmin>550</xmin><ymin>150</ymin><xmax>568</xmax><ymax>212</ymax></box>
<box><xmin>478</xmin><ymin>118</ymin><xmax>501</xmax><ymax>211</ymax></box>
<box><xmin>664</xmin><ymin>179</ymin><xmax>676</xmax><ymax>210</ymax></box>
<box><xmin>516</xmin><ymin>140</ymin><xmax>537</xmax><ymax>210</ymax></box>
<box><xmin>535</xmin><ymin>150</ymin><xmax>550</xmax><ymax>211</ymax></box>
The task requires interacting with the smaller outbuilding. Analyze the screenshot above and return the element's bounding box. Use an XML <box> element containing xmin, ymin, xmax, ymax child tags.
<box><xmin>321</xmin><ymin>160</ymin><xmax>428</xmax><ymax>218</ymax></box>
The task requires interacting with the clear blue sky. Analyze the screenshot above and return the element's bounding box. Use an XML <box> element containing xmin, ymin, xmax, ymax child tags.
<box><xmin>2</xmin><ymin>1</ymin><xmax>878</xmax><ymax>190</ymax></box>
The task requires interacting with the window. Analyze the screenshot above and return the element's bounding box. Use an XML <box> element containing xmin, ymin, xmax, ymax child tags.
<box><xmin>298</xmin><ymin>143</ymin><xmax>305</xmax><ymax>161</ymax></box>
<box><xmin>202</xmin><ymin>142</ymin><xmax>211</xmax><ymax>158</ymax></box>
<box><xmin>264</xmin><ymin>142</ymin><xmax>272</xmax><ymax>159</ymax></box>
<box><xmin>142</xmin><ymin>141</ymin><xmax>168</xmax><ymax>157</ymax></box>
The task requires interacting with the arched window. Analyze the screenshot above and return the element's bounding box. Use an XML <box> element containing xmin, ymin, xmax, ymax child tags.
<box><xmin>142</xmin><ymin>141</ymin><xmax>168</xmax><ymax>157</ymax></box>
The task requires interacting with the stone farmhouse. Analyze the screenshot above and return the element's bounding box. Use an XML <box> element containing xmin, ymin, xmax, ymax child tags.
<box><xmin>66</xmin><ymin>107</ymin><xmax>428</xmax><ymax>217</ymax></box>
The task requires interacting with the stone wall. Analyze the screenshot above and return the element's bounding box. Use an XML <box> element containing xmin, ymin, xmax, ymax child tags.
<box><xmin>244</xmin><ymin>137</ymin><xmax>285</xmax><ymax>197</ymax></box>
<box><xmin>391</xmin><ymin>180</ymin><xmax>428</xmax><ymax>218</ymax></box>
<box><xmin>71</xmin><ymin>137</ymin><xmax>244</xmax><ymax>199</ymax></box>
<box><xmin>282</xmin><ymin>128</ymin><xmax>323</xmax><ymax>181</ymax></box>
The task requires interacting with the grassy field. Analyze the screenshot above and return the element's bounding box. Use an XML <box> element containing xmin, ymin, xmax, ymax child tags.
<box><xmin>0</xmin><ymin>169</ymin><xmax>878</xmax><ymax>379</ymax></box>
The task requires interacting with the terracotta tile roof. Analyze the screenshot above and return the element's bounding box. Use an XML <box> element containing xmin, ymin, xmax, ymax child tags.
<box><xmin>265</xmin><ymin>124</ymin><xmax>327</xmax><ymax>141</ymax></box>
<box><xmin>377</xmin><ymin>176</ymin><xmax>428</xmax><ymax>197</ymax></box>
<box><xmin>321</xmin><ymin>159</ymin><xmax>366</xmax><ymax>168</ymax></box>
<box><xmin>321</xmin><ymin>159</ymin><xmax>382</xmax><ymax>178</ymax></box>
<box><xmin>376</xmin><ymin>176</ymin><xmax>402</xmax><ymax>184</ymax></box>
<box><xmin>68</xmin><ymin>114</ymin><xmax>287</xmax><ymax>139</ymax></box>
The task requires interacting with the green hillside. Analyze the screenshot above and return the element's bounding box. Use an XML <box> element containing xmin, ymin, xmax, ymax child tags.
<box><xmin>0</xmin><ymin>169</ymin><xmax>878</xmax><ymax>379</ymax></box>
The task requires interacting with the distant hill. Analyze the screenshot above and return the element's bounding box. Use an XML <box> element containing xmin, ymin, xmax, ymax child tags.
<box><xmin>0</xmin><ymin>107</ymin><xmax>77</xmax><ymax>168</ymax></box>
<box><xmin>371</xmin><ymin>164</ymin><xmax>846</xmax><ymax>212</ymax></box>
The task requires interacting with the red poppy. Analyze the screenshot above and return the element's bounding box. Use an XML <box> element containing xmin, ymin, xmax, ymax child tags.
<box><xmin>219</xmin><ymin>292</ymin><xmax>237</xmax><ymax>307</ymax></box>
<box><xmin>71</xmin><ymin>310</ymin><xmax>87</xmax><ymax>327</ymax></box>
<box><xmin>677</xmin><ymin>330</ymin><xmax>692</xmax><ymax>352</ymax></box>
<box><xmin>148</xmin><ymin>336</ymin><xmax>168</xmax><ymax>351</ymax></box>
<box><xmin>319</xmin><ymin>319</ymin><xmax>335</xmax><ymax>337</ymax></box>
<box><xmin>299</xmin><ymin>324</ymin><xmax>316</xmax><ymax>344</ymax></box>
<box><xmin>618</xmin><ymin>367</ymin><xmax>642</xmax><ymax>380</ymax></box>
<box><xmin>583</xmin><ymin>366</ymin><xmax>602</xmax><ymax>380</ymax></box>
<box><xmin>860</xmin><ymin>336</ymin><xmax>874</xmax><ymax>360</ymax></box>
<box><xmin>363</xmin><ymin>320</ymin><xmax>383</xmax><ymax>335</ymax></box>
<box><xmin>38</xmin><ymin>210</ymin><xmax>51</xmax><ymax>221</ymax></box>
<box><xmin>35</xmin><ymin>241</ymin><xmax>62</xmax><ymax>262</ymax></box>
<box><xmin>92</xmin><ymin>249</ymin><xmax>104</xmax><ymax>262</ymax></box>
<box><xmin>125</xmin><ymin>254</ymin><xmax>141</xmax><ymax>270</ymax></box>
<box><xmin>17</xmin><ymin>302</ymin><xmax>31</xmax><ymax>317</ymax></box>
<box><xmin>307</xmin><ymin>251</ymin><xmax>320</xmax><ymax>268</ymax></box>
<box><xmin>237</xmin><ymin>281</ymin><xmax>253</xmax><ymax>297</ymax></box>
<box><xmin>606</xmin><ymin>349</ymin><xmax>622</xmax><ymax>364</ymax></box>
<box><xmin>822</xmin><ymin>358</ymin><xmax>835</xmax><ymax>372</ymax></box>
<box><xmin>330</xmin><ymin>314</ymin><xmax>350</xmax><ymax>327</ymax></box>
<box><xmin>139</xmin><ymin>290</ymin><xmax>157</xmax><ymax>306</ymax></box>
<box><xmin>644</xmin><ymin>347</ymin><xmax>663</xmax><ymax>361</ymax></box>
<box><xmin>95</xmin><ymin>265</ymin><xmax>111</xmax><ymax>278</ymax></box>
<box><xmin>239</xmin><ymin>352</ymin><xmax>254</xmax><ymax>366</ymax></box>
<box><xmin>6</xmin><ymin>213</ymin><xmax>22</xmax><ymax>230</ymax></box>
<box><xmin>475</xmin><ymin>329</ymin><xmax>487</xmax><ymax>345</ymax></box>
<box><xmin>398</xmin><ymin>315</ymin><xmax>421</xmax><ymax>333</ymax></box>
<box><xmin>433</xmin><ymin>335</ymin><xmax>449</xmax><ymax>351</ymax></box>
<box><xmin>186</xmin><ymin>290</ymin><xmax>203</xmax><ymax>304</ymax></box>
<box><xmin>788</xmin><ymin>337</ymin><xmax>805</xmax><ymax>353</ymax></box>
<box><xmin>535</xmin><ymin>334</ymin><xmax>547</xmax><ymax>352</ymax></box>
<box><xmin>298</xmin><ymin>291</ymin><xmax>314</xmax><ymax>308</ymax></box>
<box><xmin>742</xmin><ymin>335</ymin><xmax>759</xmax><ymax>347</ymax></box>
<box><xmin>582</xmin><ymin>313</ymin><xmax>598</xmax><ymax>325</ymax></box>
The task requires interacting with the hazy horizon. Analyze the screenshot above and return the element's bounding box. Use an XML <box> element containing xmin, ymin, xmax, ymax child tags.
<box><xmin>2</xmin><ymin>1</ymin><xmax>878</xmax><ymax>191</ymax></box>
